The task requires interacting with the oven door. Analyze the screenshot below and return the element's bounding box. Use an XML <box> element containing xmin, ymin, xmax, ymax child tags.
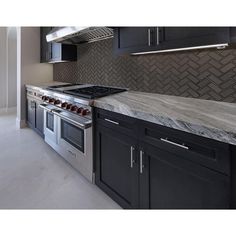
<box><xmin>55</xmin><ymin>111</ymin><xmax>93</xmax><ymax>182</ymax></box>
<box><xmin>40</xmin><ymin>104</ymin><xmax>58</xmax><ymax>147</ymax></box>
<box><xmin>59</xmin><ymin>118</ymin><xmax>85</xmax><ymax>155</ymax></box>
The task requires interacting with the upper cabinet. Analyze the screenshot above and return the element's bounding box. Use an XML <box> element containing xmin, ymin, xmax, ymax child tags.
<box><xmin>113</xmin><ymin>27</ymin><xmax>230</xmax><ymax>55</ymax></box>
<box><xmin>40</xmin><ymin>27</ymin><xmax>77</xmax><ymax>63</ymax></box>
<box><xmin>113</xmin><ymin>27</ymin><xmax>164</xmax><ymax>55</ymax></box>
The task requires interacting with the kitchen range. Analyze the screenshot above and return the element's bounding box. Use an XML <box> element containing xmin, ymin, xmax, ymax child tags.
<box><xmin>26</xmin><ymin>84</ymin><xmax>126</xmax><ymax>182</ymax></box>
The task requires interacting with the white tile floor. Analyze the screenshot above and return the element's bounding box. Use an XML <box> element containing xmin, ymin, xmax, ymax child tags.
<box><xmin>0</xmin><ymin>112</ymin><xmax>120</xmax><ymax>209</ymax></box>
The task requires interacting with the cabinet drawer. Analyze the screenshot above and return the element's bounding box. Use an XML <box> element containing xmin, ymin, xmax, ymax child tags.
<box><xmin>94</xmin><ymin>108</ymin><xmax>137</xmax><ymax>137</ymax></box>
<box><xmin>139</xmin><ymin>121</ymin><xmax>231</xmax><ymax>175</ymax></box>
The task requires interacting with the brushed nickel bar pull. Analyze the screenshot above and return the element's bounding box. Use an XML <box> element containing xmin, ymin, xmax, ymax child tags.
<box><xmin>130</xmin><ymin>146</ymin><xmax>135</xmax><ymax>168</ymax></box>
<box><xmin>104</xmin><ymin>118</ymin><xmax>119</xmax><ymax>125</ymax></box>
<box><xmin>140</xmin><ymin>150</ymin><xmax>144</xmax><ymax>174</ymax></box>
<box><xmin>148</xmin><ymin>29</ymin><xmax>151</xmax><ymax>46</ymax></box>
<box><xmin>156</xmin><ymin>27</ymin><xmax>159</xmax><ymax>45</ymax></box>
<box><xmin>160</xmin><ymin>138</ymin><xmax>189</xmax><ymax>150</ymax></box>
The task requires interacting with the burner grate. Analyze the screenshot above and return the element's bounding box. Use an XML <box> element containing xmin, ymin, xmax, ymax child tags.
<box><xmin>63</xmin><ymin>86</ymin><xmax>127</xmax><ymax>99</ymax></box>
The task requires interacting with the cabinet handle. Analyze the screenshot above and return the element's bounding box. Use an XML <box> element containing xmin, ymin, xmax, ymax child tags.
<box><xmin>140</xmin><ymin>150</ymin><xmax>144</xmax><ymax>174</ymax></box>
<box><xmin>160</xmin><ymin>138</ymin><xmax>189</xmax><ymax>150</ymax></box>
<box><xmin>156</xmin><ymin>27</ymin><xmax>159</xmax><ymax>45</ymax></box>
<box><xmin>148</xmin><ymin>29</ymin><xmax>151</xmax><ymax>46</ymax></box>
<box><xmin>104</xmin><ymin>118</ymin><xmax>119</xmax><ymax>125</ymax></box>
<box><xmin>130</xmin><ymin>146</ymin><xmax>135</xmax><ymax>168</ymax></box>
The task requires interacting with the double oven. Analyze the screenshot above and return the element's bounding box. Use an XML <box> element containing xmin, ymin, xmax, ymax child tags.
<box><xmin>40</xmin><ymin>94</ymin><xmax>93</xmax><ymax>183</ymax></box>
<box><xmin>29</xmin><ymin>84</ymin><xmax>126</xmax><ymax>184</ymax></box>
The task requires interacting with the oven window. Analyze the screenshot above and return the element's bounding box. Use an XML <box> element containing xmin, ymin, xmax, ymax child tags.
<box><xmin>61</xmin><ymin>120</ymin><xmax>84</xmax><ymax>153</ymax></box>
<box><xmin>46</xmin><ymin>112</ymin><xmax>54</xmax><ymax>132</ymax></box>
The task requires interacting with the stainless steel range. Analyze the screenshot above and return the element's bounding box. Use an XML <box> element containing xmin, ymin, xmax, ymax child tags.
<box><xmin>39</xmin><ymin>84</ymin><xmax>126</xmax><ymax>183</ymax></box>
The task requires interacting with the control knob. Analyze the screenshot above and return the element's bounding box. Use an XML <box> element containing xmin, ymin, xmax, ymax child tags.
<box><xmin>42</xmin><ymin>96</ymin><xmax>49</xmax><ymax>101</ymax></box>
<box><xmin>61</xmin><ymin>102</ymin><xmax>68</xmax><ymax>108</ymax></box>
<box><xmin>49</xmin><ymin>98</ymin><xmax>55</xmax><ymax>103</ymax></box>
<box><xmin>54</xmin><ymin>99</ymin><xmax>61</xmax><ymax>105</ymax></box>
<box><xmin>70</xmin><ymin>105</ymin><xmax>78</xmax><ymax>112</ymax></box>
<box><xmin>76</xmin><ymin>107</ymin><xmax>84</xmax><ymax>114</ymax></box>
<box><xmin>81</xmin><ymin>109</ymin><xmax>90</xmax><ymax>116</ymax></box>
<box><xmin>66</xmin><ymin>104</ymin><xmax>72</xmax><ymax>110</ymax></box>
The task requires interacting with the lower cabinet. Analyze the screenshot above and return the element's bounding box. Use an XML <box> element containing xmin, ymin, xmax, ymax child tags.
<box><xmin>27</xmin><ymin>98</ymin><xmax>36</xmax><ymax>128</ymax></box>
<box><xmin>139</xmin><ymin>142</ymin><xmax>230</xmax><ymax>209</ymax></box>
<box><xmin>95</xmin><ymin>125</ymin><xmax>139</xmax><ymax>208</ymax></box>
<box><xmin>94</xmin><ymin>108</ymin><xmax>231</xmax><ymax>209</ymax></box>
<box><xmin>26</xmin><ymin>98</ymin><xmax>44</xmax><ymax>138</ymax></box>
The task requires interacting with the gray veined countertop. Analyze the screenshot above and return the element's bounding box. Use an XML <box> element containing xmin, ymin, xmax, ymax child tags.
<box><xmin>93</xmin><ymin>90</ymin><xmax>236</xmax><ymax>145</ymax></box>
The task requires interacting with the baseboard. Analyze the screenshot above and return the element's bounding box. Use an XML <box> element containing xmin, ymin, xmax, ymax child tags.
<box><xmin>16</xmin><ymin>118</ymin><xmax>27</xmax><ymax>129</ymax></box>
<box><xmin>0</xmin><ymin>107</ymin><xmax>17</xmax><ymax>115</ymax></box>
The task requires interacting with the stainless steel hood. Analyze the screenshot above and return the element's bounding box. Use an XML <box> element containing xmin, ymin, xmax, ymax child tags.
<box><xmin>46</xmin><ymin>27</ymin><xmax>113</xmax><ymax>44</ymax></box>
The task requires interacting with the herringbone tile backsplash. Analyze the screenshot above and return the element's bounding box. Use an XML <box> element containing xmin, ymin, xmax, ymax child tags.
<box><xmin>53</xmin><ymin>39</ymin><xmax>236</xmax><ymax>103</ymax></box>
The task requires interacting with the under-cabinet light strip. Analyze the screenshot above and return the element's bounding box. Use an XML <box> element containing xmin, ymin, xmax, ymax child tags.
<box><xmin>131</xmin><ymin>43</ymin><xmax>229</xmax><ymax>55</ymax></box>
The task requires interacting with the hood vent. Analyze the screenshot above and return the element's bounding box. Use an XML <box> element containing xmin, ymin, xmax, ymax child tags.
<box><xmin>46</xmin><ymin>27</ymin><xmax>113</xmax><ymax>45</ymax></box>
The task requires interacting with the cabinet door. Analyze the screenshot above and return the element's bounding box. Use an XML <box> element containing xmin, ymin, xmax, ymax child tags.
<box><xmin>161</xmin><ymin>27</ymin><xmax>229</xmax><ymax>50</ymax></box>
<box><xmin>95</xmin><ymin>125</ymin><xmax>139</xmax><ymax>209</ymax></box>
<box><xmin>40</xmin><ymin>27</ymin><xmax>52</xmax><ymax>63</ymax></box>
<box><xmin>113</xmin><ymin>27</ymin><xmax>158</xmax><ymax>54</ymax></box>
<box><xmin>139</xmin><ymin>143</ymin><xmax>230</xmax><ymax>209</ymax></box>
<box><xmin>51</xmin><ymin>43</ymin><xmax>62</xmax><ymax>61</ymax></box>
<box><xmin>26</xmin><ymin>99</ymin><xmax>36</xmax><ymax>128</ymax></box>
<box><xmin>35</xmin><ymin>101</ymin><xmax>44</xmax><ymax>137</ymax></box>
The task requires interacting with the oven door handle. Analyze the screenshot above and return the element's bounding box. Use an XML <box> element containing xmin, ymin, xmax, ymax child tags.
<box><xmin>39</xmin><ymin>104</ymin><xmax>53</xmax><ymax>113</ymax></box>
<box><xmin>52</xmin><ymin>110</ymin><xmax>91</xmax><ymax>130</ymax></box>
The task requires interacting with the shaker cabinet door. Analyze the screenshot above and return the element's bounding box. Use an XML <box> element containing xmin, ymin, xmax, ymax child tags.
<box><xmin>95</xmin><ymin>125</ymin><xmax>139</xmax><ymax>209</ymax></box>
<box><xmin>139</xmin><ymin>143</ymin><xmax>230</xmax><ymax>209</ymax></box>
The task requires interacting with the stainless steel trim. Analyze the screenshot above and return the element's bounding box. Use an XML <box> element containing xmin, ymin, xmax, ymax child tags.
<box><xmin>148</xmin><ymin>29</ymin><xmax>151</xmax><ymax>46</ymax></box>
<box><xmin>46</xmin><ymin>27</ymin><xmax>114</xmax><ymax>44</ymax></box>
<box><xmin>52</xmin><ymin>110</ymin><xmax>91</xmax><ymax>129</ymax></box>
<box><xmin>130</xmin><ymin>146</ymin><xmax>135</xmax><ymax>168</ymax></box>
<box><xmin>140</xmin><ymin>150</ymin><xmax>144</xmax><ymax>174</ymax></box>
<box><xmin>160</xmin><ymin>138</ymin><xmax>189</xmax><ymax>150</ymax></box>
<box><xmin>104</xmin><ymin>118</ymin><xmax>119</xmax><ymax>125</ymax></box>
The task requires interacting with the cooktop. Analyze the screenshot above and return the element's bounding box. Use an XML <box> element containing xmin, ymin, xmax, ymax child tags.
<box><xmin>63</xmin><ymin>86</ymin><xmax>127</xmax><ymax>99</ymax></box>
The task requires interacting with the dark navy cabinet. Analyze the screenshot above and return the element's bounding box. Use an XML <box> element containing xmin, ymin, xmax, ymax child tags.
<box><xmin>26</xmin><ymin>98</ymin><xmax>44</xmax><ymax>138</ymax></box>
<box><xmin>114</xmin><ymin>27</ymin><xmax>230</xmax><ymax>55</ymax></box>
<box><xmin>40</xmin><ymin>27</ymin><xmax>77</xmax><ymax>63</ymax></box>
<box><xmin>94</xmin><ymin>108</ymin><xmax>232</xmax><ymax>209</ymax></box>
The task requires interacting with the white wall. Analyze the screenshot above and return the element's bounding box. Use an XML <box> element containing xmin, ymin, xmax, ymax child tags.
<box><xmin>16</xmin><ymin>27</ymin><xmax>53</xmax><ymax>128</ymax></box>
<box><xmin>7</xmin><ymin>27</ymin><xmax>17</xmax><ymax>108</ymax></box>
<box><xmin>0</xmin><ymin>27</ymin><xmax>7</xmax><ymax>109</ymax></box>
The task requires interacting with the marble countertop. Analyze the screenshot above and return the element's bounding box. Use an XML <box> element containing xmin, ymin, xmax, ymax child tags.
<box><xmin>94</xmin><ymin>91</ymin><xmax>236</xmax><ymax>145</ymax></box>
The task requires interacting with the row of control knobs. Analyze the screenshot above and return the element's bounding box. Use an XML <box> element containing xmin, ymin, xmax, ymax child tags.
<box><xmin>42</xmin><ymin>96</ymin><xmax>90</xmax><ymax>116</ymax></box>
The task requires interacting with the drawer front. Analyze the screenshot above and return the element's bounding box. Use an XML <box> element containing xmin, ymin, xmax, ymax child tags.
<box><xmin>139</xmin><ymin>120</ymin><xmax>231</xmax><ymax>175</ymax></box>
<box><xmin>94</xmin><ymin>108</ymin><xmax>137</xmax><ymax>137</ymax></box>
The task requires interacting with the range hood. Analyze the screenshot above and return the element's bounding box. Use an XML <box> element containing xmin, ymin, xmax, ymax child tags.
<box><xmin>46</xmin><ymin>27</ymin><xmax>114</xmax><ymax>45</ymax></box>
